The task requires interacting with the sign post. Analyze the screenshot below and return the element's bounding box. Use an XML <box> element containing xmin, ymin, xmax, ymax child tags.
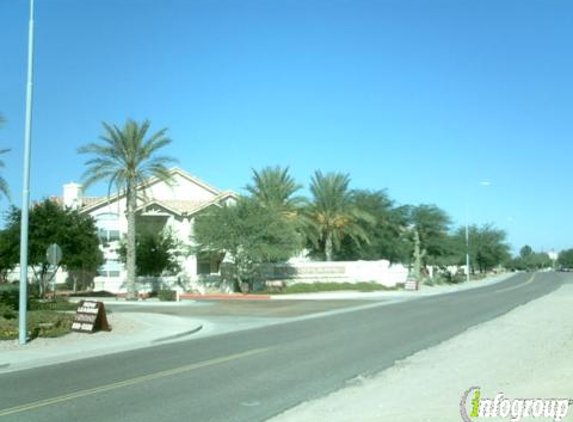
<box><xmin>46</xmin><ymin>243</ymin><xmax>62</xmax><ymax>298</ymax></box>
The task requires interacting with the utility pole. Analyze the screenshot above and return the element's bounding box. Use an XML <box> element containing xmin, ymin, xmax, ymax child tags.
<box><xmin>19</xmin><ymin>0</ymin><xmax>36</xmax><ymax>345</ymax></box>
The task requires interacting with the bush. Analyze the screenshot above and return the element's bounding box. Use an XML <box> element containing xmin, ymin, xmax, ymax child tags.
<box><xmin>30</xmin><ymin>296</ymin><xmax>77</xmax><ymax>311</ymax></box>
<box><xmin>0</xmin><ymin>302</ymin><xmax>16</xmax><ymax>319</ymax></box>
<box><xmin>0</xmin><ymin>318</ymin><xmax>19</xmax><ymax>340</ymax></box>
<box><xmin>68</xmin><ymin>290</ymin><xmax>116</xmax><ymax>298</ymax></box>
<box><xmin>0</xmin><ymin>285</ymin><xmax>19</xmax><ymax>310</ymax></box>
<box><xmin>28</xmin><ymin>311</ymin><xmax>74</xmax><ymax>338</ymax></box>
<box><xmin>264</xmin><ymin>282</ymin><xmax>394</xmax><ymax>294</ymax></box>
<box><xmin>157</xmin><ymin>289</ymin><xmax>176</xmax><ymax>301</ymax></box>
<box><xmin>0</xmin><ymin>310</ymin><xmax>74</xmax><ymax>340</ymax></box>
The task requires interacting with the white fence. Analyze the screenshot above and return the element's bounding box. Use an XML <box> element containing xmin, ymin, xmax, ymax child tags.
<box><xmin>260</xmin><ymin>260</ymin><xmax>409</xmax><ymax>288</ymax></box>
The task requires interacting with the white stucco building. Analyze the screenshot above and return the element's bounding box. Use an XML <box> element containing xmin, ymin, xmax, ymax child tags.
<box><xmin>61</xmin><ymin>168</ymin><xmax>236</xmax><ymax>293</ymax></box>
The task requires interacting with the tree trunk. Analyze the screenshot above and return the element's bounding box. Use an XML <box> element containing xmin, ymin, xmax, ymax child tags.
<box><xmin>413</xmin><ymin>229</ymin><xmax>421</xmax><ymax>279</ymax></box>
<box><xmin>325</xmin><ymin>231</ymin><xmax>334</xmax><ymax>262</ymax></box>
<box><xmin>126</xmin><ymin>184</ymin><xmax>137</xmax><ymax>299</ymax></box>
<box><xmin>234</xmin><ymin>260</ymin><xmax>242</xmax><ymax>293</ymax></box>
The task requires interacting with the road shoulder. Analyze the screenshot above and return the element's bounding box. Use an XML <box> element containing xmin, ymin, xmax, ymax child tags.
<box><xmin>269</xmin><ymin>281</ymin><xmax>573</xmax><ymax>422</ymax></box>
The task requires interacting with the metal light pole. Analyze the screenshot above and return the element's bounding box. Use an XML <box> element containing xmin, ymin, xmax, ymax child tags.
<box><xmin>465</xmin><ymin>213</ymin><xmax>470</xmax><ymax>283</ymax></box>
<box><xmin>19</xmin><ymin>0</ymin><xmax>36</xmax><ymax>345</ymax></box>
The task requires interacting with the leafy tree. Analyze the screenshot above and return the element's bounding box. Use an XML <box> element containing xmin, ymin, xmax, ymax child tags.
<box><xmin>558</xmin><ymin>249</ymin><xmax>573</xmax><ymax>269</ymax></box>
<box><xmin>118</xmin><ymin>228</ymin><xmax>182</xmax><ymax>277</ymax></box>
<box><xmin>531</xmin><ymin>252</ymin><xmax>552</xmax><ymax>270</ymax></box>
<box><xmin>245</xmin><ymin>166</ymin><xmax>304</xmax><ymax>213</ymax></box>
<box><xmin>193</xmin><ymin>198</ymin><xmax>301</xmax><ymax>291</ymax></box>
<box><xmin>61</xmin><ymin>209</ymin><xmax>106</xmax><ymax>292</ymax></box>
<box><xmin>472</xmin><ymin>224</ymin><xmax>511</xmax><ymax>273</ymax></box>
<box><xmin>335</xmin><ymin>190</ymin><xmax>409</xmax><ymax>263</ymax></box>
<box><xmin>2</xmin><ymin>200</ymin><xmax>103</xmax><ymax>296</ymax></box>
<box><xmin>0</xmin><ymin>228</ymin><xmax>19</xmax><ymax>282</ymax></box>
<box><xmin>305</xmin><ymin>171</ymin><xmax>373</xmax><ymax>261</ymax></box>
<box><xmin>453</xmin><ymin>224</ymin><xmax>510</xmax><ymax>273</ymax></box>
<box><xmin>512</xmin><ymin>246</ymin><xmax>553</xmax><ymax>271</ymax></box>
<box><xmin>78</xmin><ymin>119</ymin><xmax>176</xmax><ymax>299</ymax></box>
<box><xmin>519</xmin><ymin>245</ymin><xmax>533</xmax><ymax>259</ymax></box>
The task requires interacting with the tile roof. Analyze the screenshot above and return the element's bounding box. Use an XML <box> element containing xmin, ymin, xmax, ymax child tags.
<box><xmin>159</xmin><ymin>200</ymin><xmax>209</xmax><ymax>213</ymax></box>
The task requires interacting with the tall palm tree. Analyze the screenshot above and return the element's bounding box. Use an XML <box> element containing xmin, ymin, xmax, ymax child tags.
<box><xmin>245</xmin><ymin>166</ymin><xmax>304</xmax><ymax>213</ymax></box>
<box><xmin>0</xmin><ymin>114</ymin><xmax>9</xmax><ymax>201</ymax></box>
<box><xmin>78</xmin><ymin>119</ymin><xmax>176</xmax><ymax>299</ymax></box>
<box><xmin>306</xmin><ymin>171</ymin><xmax>373</xmax><ymax>261</ymax></box>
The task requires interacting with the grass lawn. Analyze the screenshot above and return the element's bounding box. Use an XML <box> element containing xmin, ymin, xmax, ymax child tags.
<box><xmin>261</xmin><ymin>282</ymin><xmax>402</xmax><ymax>294</ymax></box>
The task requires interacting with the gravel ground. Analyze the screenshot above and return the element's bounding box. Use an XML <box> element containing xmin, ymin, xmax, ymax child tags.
<box><xmin>0</xmin><ymin>313</ymin><xmax>144</xmax><ymax>352</ymax></box>
<box><xmin>269</xmin><ymin>284</ymin><xmax>573</xmax><ymax>422</ymax></box>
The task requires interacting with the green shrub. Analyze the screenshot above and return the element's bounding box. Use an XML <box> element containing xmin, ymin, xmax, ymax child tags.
<box><xmin>0</xmin><ymin>286</ymin><xmax>19</xmax><ymax>310</ymax></box>
<box><xmin>157</xmin><ymin>289</ymin><xmax>176</xmax><ymax>301</ymax></box>
<box><xmin>0</xmin><ymin>318</ymin><xmax>19</xmax><ymax>340</ymax></box>
<box><xmin>0</xmin><ymin>302</ymin><xmax>16</xmax><ymax>320</ymax></box>
<box><xmin>30</xmin><ymin>297</ymin><xmax>77</xmax><ymax>311</ymax></box>
<box><xmin>68</xmin><ymin>290</ymin><xmax>116</xmax><ymax>298</ymax></box>
<box><xmin>264</xmin><ymin>282</ymin><xmax>394</xmax><ymax>294</ymax></box>
<box><xmin>0</xmin><ymin>310</ymin><xmax>74</xmax><ymax>340</ymax></box>
<box><xmin>28</xmin><ymin>311</ymin><xmax>74</xmax><ymax>338</ymax></box>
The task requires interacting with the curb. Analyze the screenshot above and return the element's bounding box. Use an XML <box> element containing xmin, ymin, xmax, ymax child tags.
<box><xmin>152</xmin><ymin>324</ymin><xmax>204</xmax><ymax>343</ymax></box>
<box><xmin>179</xmin><ymin>294</ymin><xmax>271</xmax><ymax>301</ymax></box>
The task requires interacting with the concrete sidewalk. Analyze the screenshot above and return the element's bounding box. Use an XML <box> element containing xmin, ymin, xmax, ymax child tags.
<box><xmin>0</xmin><ymin>311</ymin><xmax>205</xmax><ymax>374</ymax></box>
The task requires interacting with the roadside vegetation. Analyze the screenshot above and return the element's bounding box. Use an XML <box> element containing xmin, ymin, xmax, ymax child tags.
<box><xmin>195</xmin><ymin>165</ymin><xmax>516</xmax><ymax>291</ymax></box>
<box><xmin>0</xmin><ymin>120</ymin><xmax>561</xmax><ymax>299</ymax></box>
<box><xmin>0</xmin><ymin>199</ymin><xmax>103</xmax><ymax>296</ymax></box>
<box><xmin>261</xmin><ymin>282</ymin><xmax>400</xmax><ymax>294</ymax></box>
<box><xmin>0</xmin><ymin>285</ymin><xmax>76</xmax><ymax>340</ymax></box>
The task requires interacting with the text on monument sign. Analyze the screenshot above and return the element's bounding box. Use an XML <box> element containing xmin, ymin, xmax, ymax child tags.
<box><xmin>72</xmin><ymin>300</ymin><xmax>111</xmax><ymax>333</ymax></box>
<box><xmin>404</xmin><ymin>278</ymin><xmax>419</xmax><ymax>291</ymax></box>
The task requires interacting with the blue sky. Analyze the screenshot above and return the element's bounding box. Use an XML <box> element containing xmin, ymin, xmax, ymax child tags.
<box><xmin>1</xmin><ymin>0</ymin><xmax>572</xmax><ymax>254</ymax></box>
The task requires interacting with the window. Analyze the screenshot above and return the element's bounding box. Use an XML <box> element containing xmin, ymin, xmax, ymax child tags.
<box><xmin>98</xmin><ymin>260</ymin><xmax>122</xmax><ymax>278</ymax></box>
<box><xmin>96</xmin><ymin>213</ymin><xmax>121</xmax><ymax>243</ymax></box>
<box><xmin>197</xmin><ymin>253</ymin><xmax>222</xmax><ymax>275</ymax></box>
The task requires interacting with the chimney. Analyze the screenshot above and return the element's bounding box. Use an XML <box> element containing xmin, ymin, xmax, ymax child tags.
<box><xmin>63</xmin><ymin>182</ymin><xmax>83</xmax><ymax>210</ymax></box>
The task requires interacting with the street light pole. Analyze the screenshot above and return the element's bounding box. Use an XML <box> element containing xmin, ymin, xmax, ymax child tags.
<box><xmin>465</xmin><ymin>213</ymin><xmax>470</xmax><ymax>283</ymax></box>
<box><xmin>19</xmin><ymin>0</ymin><xmax>36</xmax><ymax>345</ymax></box>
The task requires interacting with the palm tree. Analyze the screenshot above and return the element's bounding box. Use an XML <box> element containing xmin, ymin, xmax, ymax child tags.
<box><xmin>78</xmin><ymin>119</ymin><xmax>177</xmax><ymax>299</ymax></box>
<box><xmin>0</xmin><ymin>114</ymin><xmax>9</xmax><ymax>200</ymax></box>
<box><xmin>245</xmin><ymin>166</ymin><xmax>304</xmax><ymax>213</ymax></box>
<box><xmin>306</xmin><ymin>171</ymin><xmax>373</xmax><ymax>261</ymax></box>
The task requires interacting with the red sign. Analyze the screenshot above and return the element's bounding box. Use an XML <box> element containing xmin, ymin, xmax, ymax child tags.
<box><xmin>72</xmin><ymin>300</ymin><xmax>111</xmax><ymax>333</ymax></box>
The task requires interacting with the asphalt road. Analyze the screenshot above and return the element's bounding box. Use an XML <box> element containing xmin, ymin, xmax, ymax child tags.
<box><xmin>0</xmin><ymin>272</ymin><xmax>566</xmax><ymax>422</ymax></box>
<box><xmin>109</xmin><ymin>297</ymin><xmax>381</xmax><ymax>318</ymax></box>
